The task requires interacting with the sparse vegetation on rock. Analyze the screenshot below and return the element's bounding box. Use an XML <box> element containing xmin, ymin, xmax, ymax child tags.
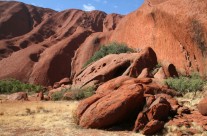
<box><xmin>83</xmin><ymin>42</ymin><xmax>134</xmax><ymax>67</ymax></box>
<box><xmin>63</xmin><ymin>86</ymin><xmax>96</xmax><ymax>100</ymax></box>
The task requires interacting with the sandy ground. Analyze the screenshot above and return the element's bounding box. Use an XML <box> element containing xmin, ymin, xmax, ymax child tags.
<box><xmin>0</xmin><ymin>101</ymin><xmax>144</xmax><ymax>136</ymax></box>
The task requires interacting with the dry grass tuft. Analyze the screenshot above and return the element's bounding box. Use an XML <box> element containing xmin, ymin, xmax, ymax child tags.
<box><xmin>164</xmin><ymin>123</ymin><xmax>207</xmax><ymax>136</ymax></box>
<box><xmin>176</xmin><ymin>91</ymin><xmax>204</xmax><ymax>110</ymax></box>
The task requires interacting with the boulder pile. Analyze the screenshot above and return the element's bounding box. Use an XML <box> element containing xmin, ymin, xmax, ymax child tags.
<box><xmin>76</xmin><ymin>76</ymin><xmax>182</xmax><ymax>135</ymax></box>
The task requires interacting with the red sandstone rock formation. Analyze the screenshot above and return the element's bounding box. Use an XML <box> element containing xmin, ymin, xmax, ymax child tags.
<box><xmin>0</xmin><ymin>1</ymin><xmax>123</xmax><ymax>86</ymax></box>
<box><xmin>72</xmin><ymin>47</ymin><xmax>157</xmax><ymax>88</ymax></box>
<box><xmin>1</xmin><ymin>0</ymin><xmax>207</xmax><ymax>86</ymax></box>
<box><xmin>111</xmin><ymin>0</ymin><xmax>207</xmax><ymax>76</ymax></box>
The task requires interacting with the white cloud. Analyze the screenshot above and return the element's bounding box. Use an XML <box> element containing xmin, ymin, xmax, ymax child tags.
<box><xmin>83</xmin><ymin>4</ymin><xmax>96</xmax><ymax>11</ymax></box>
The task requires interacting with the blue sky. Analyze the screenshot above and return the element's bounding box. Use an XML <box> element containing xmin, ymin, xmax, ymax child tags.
<box><xmin>13</xmin><ymin>0</ymin><xmax>144</xmax><ymax>15</ymax></box>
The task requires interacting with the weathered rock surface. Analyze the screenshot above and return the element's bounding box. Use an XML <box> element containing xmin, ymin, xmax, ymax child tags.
<box><xmin>154</xmin><ymin>67</ymin><xmax>166</xmax><ymax>80</ymax></box>
<box><xmin>79</xmin><ymin>83</ymin><xmax>145</xmax><ymax>128</ymax></box>
<box><xmin>198</xmin><ymin>98</ymin><xmax>207</xmax><ymax>116</ymax></box>
<box><xmin>111</xmin><ymin>0</ymin><xmax>207</xmax><ymax>76</ymax></box>
<box><xmin>1</xmin><ymin>0</ymin><xmax>207</xmax><ymax>86</ymax></box>
<box><xmin>142</xmin><ymin>120</ymin><xmax>165</xmax><ymax>135</ymax></box>
<box><xmin>53</xmin><ymin>77</ymin><xmax>71</xmax><ymax>89</ymax></box>
<box><xmin>72</xmin><ymin>47</ymin><xmax>157</xmax><ymax>88</ymax></box>
<box><xmin>133</xmin><ymin>112</ymin><xmax>148</xmax><ymax>131</ymax></box>
<box><xmin>7</xmin><ymin>92</ymin><xmax>28</xmax><ymax>101</ymax></box>
<box><xmin>138</xmin><ymin>68</ymin><xmax>149</xmax><ymax>78</ymax></box>
<box><xmin>0</xmin><ymin>1</ymin><xmax>123</xmax><ymax>86</ymax></box>
<box><xmin>146</xmin><ymin>97</ymin><xmax>171</xmax><ymax>121</ymax></box>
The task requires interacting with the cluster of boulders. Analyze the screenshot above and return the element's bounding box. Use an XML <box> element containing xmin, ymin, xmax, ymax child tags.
<box><xmin>76</xmin><ymin>76</ymin><xmax>184</xmax><ymax>135</ymax></box>
<box><xmin>3</xmin><ymin>45</ymin><xmax>207</xmax><ymax>135</ymax></box>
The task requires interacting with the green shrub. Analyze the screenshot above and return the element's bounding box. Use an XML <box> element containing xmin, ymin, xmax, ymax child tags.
<box><xmin>0</xmin><ymin>79</ymin><xmax>43</xmax><ymax>94</ymax></box>
<box><xmin>83</xmin><ymin>42</ymin><xmax>134</xmax><ymax>67</ymax></box>
<box><xmin>51</xmin><ymin>91</ymin><xmax>64</xmax><ymax>101</ymax></box>
<box><xmin>52</xmin><ymin>86</ymin><xmax>96</xmax><ymax>101</ymax></box>
<box><xmin>165</xmin><ymin>73</ymin><xmax>206</xmax><ymax>93</ymax></box>
<box><xmin>68</xmin><ymin>86</ymin><xmax>96</xmax><ymax>100</ymax></box>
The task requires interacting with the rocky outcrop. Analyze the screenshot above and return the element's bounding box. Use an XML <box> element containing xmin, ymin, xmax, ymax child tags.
<box><xmin>111</xmin><ymin>0</ymin><xmax>207</xmax><ymax>76</ymax></box>
<box><xmin>72</xmin><ymin>47</ymin><xmax>157</xmax><ymax>88</ymax></box>
<box><xmin>0</xmin><ymin>1</ymin><xmax>123</xmax><ymax>86</ymax></box>
<box><xmin>76</xmin><ymin>76</ymin><xmax>182</xmax><ymax>135</ymax></box>
<box><xmin>0</xmin><ymin>1</ymin><xmax>55</xmax><ymax>40</ymax></box>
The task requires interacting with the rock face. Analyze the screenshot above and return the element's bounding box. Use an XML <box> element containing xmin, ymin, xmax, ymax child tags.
<box><xmin>198</xmin><ymin>98</ymin><xmax>207</xmax><ymax>116</ymax></box>
<box><xmin>111</xmin><ymin>0</ymin><xmax>207</xmax><ymax>76</ymax></box>
<box><xmin>53</xmin><ymin>77</ymin><xmax>71</xmax><ymax>89</ymax></box>
<box><xmin>72</xmin><ymin>47</ymin><xmax>157</xmax><ymax>88</ymax></box>
<box><xmin>0</xmin><ymin>1</ymin><xmax>123</xmax><ymax>86</ymax></box>
<box><xmin>77</xmin><ymin>76</ymin><xmax>181</xmax><ymax>134</ymax></box>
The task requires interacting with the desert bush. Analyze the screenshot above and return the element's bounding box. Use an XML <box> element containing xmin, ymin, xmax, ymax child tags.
<box><xmin>51</xmin><ymin>86</ymin><xmax>96</xmax><ymax>101</ymax></box>
<box><xmin>83</xmin><ymin>42</ymin><xmax>134</xmax><ymax>67</ymax></box>
<box><xmin>165</xmin><ymin>73</ymin><xmax>206</xmax><ymax>93</ymax></box>
<box><xmin>0</xmin><ymin>79</ymin><xmax>43</xmax><ymax>94</ymax></box>
<box><xmin>65</xmin><ymin>86</ymin><xmax>96</xmax><ymax>100</ymax></box>
<box><xmin>51</xmin><ymin>91</ymin><xmax>65</xmax><ymax>101</ymax></box>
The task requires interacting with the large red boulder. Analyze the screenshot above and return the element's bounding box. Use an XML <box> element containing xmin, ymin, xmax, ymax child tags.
<box><xmin>78</xmin><ymin>84</ymin><xmax>145</xmax><ymax>128</ymax></box>
<box><xmin>198</xmin><ymin>98</ymin><xmax>207</xmax><ymax>116</ymax></box>
<box><xmin>72</xmin><ymin>47</ymin><xmax>157</xmax><ymax>88</ymax></box>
